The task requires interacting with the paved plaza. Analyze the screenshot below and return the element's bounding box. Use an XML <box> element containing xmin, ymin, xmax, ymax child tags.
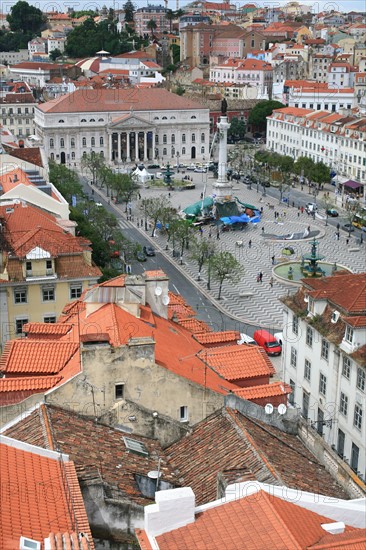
<box><xmin>101</xmin><ymin>171</ymin><xmax>366</xmax><ymax>331</ymax></box>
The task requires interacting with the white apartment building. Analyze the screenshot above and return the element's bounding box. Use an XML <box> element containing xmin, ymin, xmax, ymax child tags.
<box><xmin>34</xmin><ymin>88</ymin><xmax>210</xmax><ymax>166</ymax></box>
<box><xmin>266</xmin><ymin>107</ymin><xmax>366</xmax><ymax>184</ymax></box>
<box><xmin>210</xmin><ymin>58</ymin><xmax>273</xmax><ymax>96</ymax></box>
<box><xmin>281</xmin><ymin>273</ymin><xmax>366</xmax><ymax>483</ymax></box>
<box><xmin>0</xmin><ymin>93</ymin><xmax>36</xmax><ymax>138</ymax></box>
<box><xmin>284</xmin><ymin>80</ymin><xmax>356</xmax><ymax>111</ymax></box>
<box><xmin>327</xmin><ymin>62</ymin><xmax>356</xmax><ymax>89</ymax></box>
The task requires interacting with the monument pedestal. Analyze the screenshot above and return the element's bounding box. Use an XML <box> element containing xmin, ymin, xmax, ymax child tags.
<box><xmin>212</xmin><ymin>115</ymin><xmax>233</xmax><ymax>202</ymax></box>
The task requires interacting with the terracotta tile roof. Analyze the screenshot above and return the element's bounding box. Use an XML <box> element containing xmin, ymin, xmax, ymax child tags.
<box><xmin>343</xmin><ymin>316</ymin><xmax>366</xmax><ymax>327</ymax></box>
<box><xmin>271</xmin><ymin>107</ymin><xmax>313</xmax><ymax>117</ymax></box>
<box><xmin>144</xmin><ymin>269</ymin><xmax>167</xmax><ymax>278</ymax></box>
<box><xmin>303</xmin><ymin>273</ymin><xmax>366</xmax><ymax>314</ymax></box>
<box><xmin>309</xmin><ymin>528</ymin><xmax>366</xmax><ymax>548</ymax></box>
<box><xmin>165</xmin><ymin>408</ymin><xmax>349</xmax><ymax>505</ymax></box>
<box><xmin>168</xmin><ymin>302</ymin><xmax>196</xmax><ymax>319</ymax></box>
<box><xmin>23</xmin><ymin>322</ymin><xmax>73</xmax><ymax>337</ymax></box>
<box><xmin>38</xmin><ymin>88</ymin><xmax>206</xmax><ymax>114</ymax></box>
<box><xmin>155</xmin><ymin>490</ymin><xmax>357</xmax><ymax>550</ymax></box>
<box><xmin>0</xmin><ymin>436</ymin><xmax>94</xmax><ymax>550</ymax></box>
<box><xmin>55</xmin><ymin>255</ymin><xmax>101</xmax><ymax>279</ymax></box>
<box><xmin>99</xmin><ymin>274</ymin><xmax>126</xmax><ymax>287</ymax></box>
<box><xmin>5</xmin><ymin>405</ymin><xmax>180</xmax><ymax>507</ymax></box>
<box><xmin>199</xmin><ymin>345</ymin><xmax>275</xmax><ymax>381</ymax></box>
<box><xmin>193</xmin><ymin>331</ymin><xmax>240</xmax><ymax>345</ymax></box>
<box><xmin>0</xmin><ymin>375</ymin><xmax>62</xmax><ymax>405</ymax></box>
<box><xmin>11</xmin><ymin>61</ymin><xmax>59</xmax><ymax>70</ymax></box>
<box><xmin>233</xmin><ymin>382</ymin><xmax>292</xmax><ymax>400</ymax></box>
<box><xmin>177</xmin><ymin>317</ymin><xmax>212</xmax><ymax>334</ymax></box>
<box><xmin>1</xmin><ymin>340</ymin><xmax>79</xmax><ymax>374</ymax></box>
<box><xmin>5</xmin><ymin>146</ymin><xmax>43</xmax><ymax>168</ymax></box>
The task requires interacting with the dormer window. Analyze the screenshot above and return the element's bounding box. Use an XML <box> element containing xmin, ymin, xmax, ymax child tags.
<box><xmin>345</xmin><ymin>325</ymin><xmax>353</xmax><ymax>344</ymax></box>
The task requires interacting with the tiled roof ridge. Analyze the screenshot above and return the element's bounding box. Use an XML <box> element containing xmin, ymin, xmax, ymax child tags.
<box><xmin>40</xmin><ymin>403</ymin><xmax>55</xmax><ymax>451</ymax></box>
<box><xmin>0</xmin><ymin>340</ymin><xmax>12</xmax><ymax>372</ymax></box>
<box><xmin>223</xmin><ymin>408</ymin><xmax>282</xmax><ymax>484</ymax></box>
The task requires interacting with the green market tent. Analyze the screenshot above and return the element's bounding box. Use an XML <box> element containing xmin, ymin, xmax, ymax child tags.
<box><xmin>183</xmin><ymin>197</ymin><xmax>213</xmax><ymax>217</ymax></box>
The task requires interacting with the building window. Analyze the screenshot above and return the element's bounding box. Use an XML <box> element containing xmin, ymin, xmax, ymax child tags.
<box><xmin>100</xmin><ymin>136</ymin><xmax>104</xmax><ymax>146</ymax></box>
<box><xmin>91</xmin><ymin>137</ymin><xmax>95</xmax><ymax>147</ymax></box>
<box><xmin>321</xmin><ymin>339</ymin><xmax>329</xmax><ymax>361</ymax></box>
<box><xmin>302</xmin><ymin>390</ymin><xmax>309</xmax><ymax>419</ymax></box>
<box><xmin>71</xmin><ymin>152</ymin><xmax>75</xmax><ymax>160</ymax></box>
<box><xmin>339</xmin><ymin>392</ymin><xmax>348</xmax><ymax>416</ymax></box>
<box><xmin>70</xmin><ymin>284</ymin><xmax>82</xmax><ymax>299</ymax></box>
<box><xmin>163</xmin><ymin>148</ymin><xmax>167</xmax><ymax>156</ymax></box>
<box><xmin>354</xmin><ymin>404</ymin><xmax>363</xmax><ymax>430</ymax></box>
<box><xmin>44</xmin><ymin>315</ymin><xmax>56</xmax><ymax>323</ymax></box>
<box><xmin>182</xmin><ymin>134</ymin><xmax>186</xmax><ymax>143</ymax></box>
<box><xmin>179</xmin><ymin>406</ymin><xmax>188</xmax><ymax>421</ymax></box>
<box><xmin>304</xmin><ymin>359</ymin><xmax>311</xmax><ymax>381</ymax></box>
<box><xmin>42</xmin><ymin>286</ymin><xmax>55</xmax><ymax>302</ymax></box>
<box><xmin>182</xmin><ymin>147</ymin><xmax>186</xmax><ymax>155</ymax></box>
<box><xmin>171</xmin><ymin>134</ymin><xmax>175</xmax><ymax>144</ymax></box>
<box><xmin>191</xmin><ymin>115</ymin><xmax>196</xmax><ymax>119</ymax></box>
<box><xmin>70</xmin><ymin>137</ymin><xmax>75</xmax><ymax>148</ymax></box>
<box><xmin>201</xmin><ymin>146</ymin><xmax>205</xmax><ymax>154</ymax></box>
<box><xmin>306</xmin><ymin>326</ymin><xmax>313</xmax><ymax>347</ymax></box>
<box><xmin>290</xmin><ymin>346</ymin><xmax>297</xmax><ymax>368</ymax></box>
<box><xmin>58</xmin><ymin>119</ymin><xmax>64</xmax><ymax>123</ymax></box>
<box><xmin>60</xmin><ymin>138</ymin><xmax>65</xmax><ymax>148</ymax></box>
<box><xmin>345</xmin><ymin>325</ymin><xmax>353</xmax><ymax>344</ymax></box>
<box><xmin>342</xmin><ymin>356</ymin><xmax>351</xmax><ymax>379</ymax></box>
<box><xmin>289</xmin><ymin>379</ymin><xmax>295</xmax><ymax>405</ymax></box>
<box><xmin>357</xmin><ymin>368</ymin><xmax>365</xmax><ymax>392</ymax></box>
<box><xmin>14</xmin><ymin>287</ymin><xmax>27</xmax><ymax>304</ymax></box>
<box><xmin>201</xmin><ymin>132</ymin><xmax>205</xmax><ymax>142</ymax></box>
<box><xmin>82</xmin><ymin>137</ymin><xmax>87</xmax><ymax>147</ymax></box>
<box><xmin>25</xmin><ymin>261</ymin><xmax>32</xmax><ymax>275</ymax></box>
<box><xmin>292</xmin><ymin>315</ymin><xmax>298</xmax><ymax>335</ymax></box>
<box><xmin>115</xmin><ymin>383</ymin><xmax>124</xmax><ymax>399</ymax></box>
<box><xmin>191</xmin><ymin>133</ymin><xmax>196</xmax><ymax>143</ymax></box>
<box><xmin>319</xmin><ymin>373</ymin><xmax>327</xmax><ymax>396</ymax></box>
<box><xmin>15</xmin><ymin>318</ymin><xmax>28</xmax><ymax>335</ymax></box>
<box><xmin>337</xmin><ymin>429</ymin><xmax>345</xmax><ymax>458</ymax></box>
<box><xmin>163</xmin><ymin>134</ymin><xmax>168</xmax><ymax>144</ymax></box>
<box><xmin>50</xmin><ymin>138</ymin><xmax>54</xmax><ymax>148</ymax></box>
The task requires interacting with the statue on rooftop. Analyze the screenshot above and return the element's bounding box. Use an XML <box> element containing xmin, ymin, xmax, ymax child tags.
<box><xmin>221</xmin><ymin>97</ymin><xmax>228</xmax><ymax>115</ymax></box>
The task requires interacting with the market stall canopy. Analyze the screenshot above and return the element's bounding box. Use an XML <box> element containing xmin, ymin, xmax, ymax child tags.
<box><xmin>341</xmin><ymin>180</ymin><xmax>363</xmax><ymax>190</ymax></box>
<box><xmin>184</xmin><ymin>197</ymin><xmax>213</xmax><ymax>217</ymax></box>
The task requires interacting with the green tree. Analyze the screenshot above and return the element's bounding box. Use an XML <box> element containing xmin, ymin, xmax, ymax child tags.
<box><xmin>123</xmin><ymin>0</ymin><xmax>135</xmax><ymax>23</ymax></box>
<box><xmin>189</xmin><ymin>237</ymin><xmax>216</xmax><ymax>280</ymax></box>
<box><xmin>49</xmin><ymin>48</ymin><xmax>63</xmax><ymax>61</ymax></box>
<box><xmin>293</xmin><ymin>156</ymin><xmax>314</xmax><ymax>179</ymax></box>
<box><xmin>7</xmin><ymin>1</ymin><xmax>46</xmax><ymax>34</ymax></box>
<box><xmin>112</xmin><ymin>173</ymin><xmax>140</xmax><ymax>210</ymax></box>
<box><xmin>139</xmin><ymin>195</ymin><xmax>172</xmax><ymax>237</ymax></box>
<box><xmin>166</xmin><ymin>10</ymin><xmax>175</xmax><ymax>33</ymax></box>
<box><xmin>170</xmin><ymin>43</ymin><xmax>180</xmax><ymax>64</ymax></box>
<box><xmin>210</xmin><ymin>251</ymin><xmax>244</xmax><ymax>300</ymax></box>
<box><xmin>147</xmin><ymin>19</ymin><xmax>157</xmax><ymax>37</ymax></box>
<box><xmin>248</xmin><ymin>100</ymin><xmax>285</xmax><ymax>131</ymax></box>
<box><xmin>319</xmin><ymin>194</ymin><xmax>337</xmax><ymax>226</ymax></box>
<box><xmin>310</xmin><ymin>162</ymin><xmax>330</xmax><ymax>186</ymax></box>
<box><xmin>49</xmin><ymin>161</ymin><xmax>84</xmax><ymax>204</ymax></box>
<box><xmin>228</xmin><ymin>117</ymin><xmax>246</xmax><ymax>140</ymax></box>
<box><xmin>81</xmin><ymin>152</ymin><xmax>106</xmax><ymax>186</ymax></box>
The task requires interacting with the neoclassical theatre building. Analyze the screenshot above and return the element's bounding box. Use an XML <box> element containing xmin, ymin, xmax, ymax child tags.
<box><xmin>34</xmin><ymin>88</ymin><xmax>210</xmax><ymax>166</ymax></box>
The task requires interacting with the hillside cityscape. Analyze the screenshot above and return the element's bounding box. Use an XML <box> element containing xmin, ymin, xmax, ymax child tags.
<box><xmin>0</xmin><ymin>1</ymin><xmax>365</xmax><ymax>549</ymax></box>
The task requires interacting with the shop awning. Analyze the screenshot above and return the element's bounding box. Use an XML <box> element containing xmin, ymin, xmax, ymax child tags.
<box><xmin>341</xmin><ymin>180</ymin><xmax>363</xmax><ymax>189</ymax></box>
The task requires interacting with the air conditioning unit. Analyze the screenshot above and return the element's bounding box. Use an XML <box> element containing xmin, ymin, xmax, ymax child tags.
<box><xmin>331</xmin><ymin>311</ymin><xmax>340</xmax><ymax>323</ymax></box>
<box><xmin>304</xmin><ymin>295</ymin><xmax>309</xmax><ymax>303</ymax></box>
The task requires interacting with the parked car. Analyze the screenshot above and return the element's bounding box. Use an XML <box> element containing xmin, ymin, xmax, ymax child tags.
<box><xmin>305</xmin><ymin>203</ymin><xmax>318</xmax><ymax>214</ymax></box>
<box><xmin>274</xmin><ymin>332</ymin><xmax>283</xmax><ymax>346</ymax></box>
<box><xmin>194</xmin><ymin>167</ymin><xmax>207</xmax><ymax>173</ymax></box>
<box><xmin>136</xmin><ymin>250</ymin><xmax>147</xmax><ymax>262</ymax></box>
<box><xmin>326</xmin><ymin>208</ymin><xmax>339</xmax><ymax>217</ymax></box>
<box><xmin>253</xmin><ymin>329</ymin><xmax>282</xmax><ymax>356</ymax></box>
<box><xmin>148</xmin><ymin>164</ymin><xmax>160</xmax><ymax>169</ymax></box>
<box><xmin>143</xmin><ymin>246</ymin><xmax>155</xmax><ymax>256</ymax></box>
<box><xmin>342</xmin><ymin>223</ymin><xmax>355</xmax><ymax>233</ymax></box>
<box><xmin>237</xmin><ymin>333</ymin><xmax>257</xmax><ymax>346</ymax></box>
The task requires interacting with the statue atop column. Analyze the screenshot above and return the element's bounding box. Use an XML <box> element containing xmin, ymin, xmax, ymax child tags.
<box><xmin>221</xmin><ymin>98</ymin><xmax>228</xmax><ymax>116</ymax></box>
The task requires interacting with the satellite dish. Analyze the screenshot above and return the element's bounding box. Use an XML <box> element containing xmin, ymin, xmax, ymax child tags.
<box><xmin>162</xmin><ymin>294</ymin><xmax>170</xmax><ymax>305</ymax></box>
<box><xmin>264</xmin><ymin>403</ymin><xmax>274</xmax><ymax>415</ymax></box>
<box><xmin>278</xmin><ymin>403</ymin><xmax>287</xmax><ymax>415</ymax></box>
<box><xmin>147</xmin><ymin>470</ymin><xmax>161</xmax><ymax>479</ymax></box>
<box><xmin>154</xmin><ymin>286</ymin><xmax>162</xmax><ymax>296</ymax></box>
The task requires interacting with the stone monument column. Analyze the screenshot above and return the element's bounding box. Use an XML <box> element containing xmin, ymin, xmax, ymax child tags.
<box><xmin>212</xmin><ymin>98</ymin><xmax>233</xmax><ymax>202</ymax></box>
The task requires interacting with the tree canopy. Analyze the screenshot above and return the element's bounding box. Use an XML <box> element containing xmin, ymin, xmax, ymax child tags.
<box><xmin>123</xmin><ymin>0</ymin><xmax>135</xmax><ymax>23</ymax></box>
<box><xmin>228</xmin><ymin>117</ymin><xmax>246</xmax><ymax>140</ymax></box>
<box><xmin>248</xmin><ymin>100</ymin><xmax>285</xmax><ymax>130</ymax></box>
<box><xmin>210</xmin><ymin>251</ymin><xmax>244</xmax><ymax>300</ymax></box>
<box><xmin>7</xmin><ymin>1</ymin><xmax>46</xmax><ymax>34</ymax></box>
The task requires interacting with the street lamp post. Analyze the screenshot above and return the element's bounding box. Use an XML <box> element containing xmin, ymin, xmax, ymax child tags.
<box><xmin>207</xmin><ymin>251</ymin><xmax>213</xmax><ymax>290</ymax></box>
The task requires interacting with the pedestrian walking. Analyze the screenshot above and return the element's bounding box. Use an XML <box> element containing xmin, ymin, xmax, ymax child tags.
<box><xmin>346</xmin><ymin>237</ymin><xmax>349</xmax><ymax>245</ymax></box>
<box><xmin>209</xmin><ymin>229</ymin><xmax>212</xmax><ymax>238</ymax></box>
<box><xmin>297</xmin><ymin>211</ymin><xmax>300</xmax><ymax>217</ymax></box>
<box><xmin>271</xmin><ymin>255</ymin><xmax>275</xmax><ymax>265</ymax></box>
<box><xmin>269</xmin><ymin>277</ymin><xmax>273</xmax><ymax>288</ymax></box>
<box><xmin>307</xmin><ymin>225</ymin><xmax>310</xmax><ymax>233</ymax></box>
<box><xmin>216</xmin><ymin>230</ymin><xmax>220</xmax><ymax>240</ymax></box>
<box><xmin>168</xmin><ymin>192</ymin><xmax>171</xmax><ymax>198</ymax></box>
<box><xmin>256</xmin><ymin>272</ymin><xmax>260</xmax><ymax>283</ymax></box>
<box><xmin>138</xmin><ymin>192</ymin><xmax>141</xmax><ymax>199</ymax></box>
<box><xmin>259</xmin><ymin>271</ymin><xmax>263</xmax><ymax>283</ymax></box>
<box><xmin>336</xmin><ymin>232</ymin><xmax>340</xmax><ymax>241</ymax></box>
<box><xmin>261</xmin><ymin>227</ymin><xmax>265</xmax><ymax>235</ymax></box>
<box><xmin>248</xmin><ymin>239</ymin><xmax>252</xmax><ymax>249</ymax></box>
<box><xmin>199</xmin><ymin>226</ymin><xmax>203</xmax><ymax>236</ymax></box>
<box><xmin>301</xmin><ymin>206</ymin><xmax>304</xmax><ymax>214</ymax></box>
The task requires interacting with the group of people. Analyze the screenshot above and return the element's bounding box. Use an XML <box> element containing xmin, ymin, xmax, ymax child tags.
<box><xmin>256</xmin><ymin>271</ymin><xmax>274</xmax><ymax>287</ymax></box>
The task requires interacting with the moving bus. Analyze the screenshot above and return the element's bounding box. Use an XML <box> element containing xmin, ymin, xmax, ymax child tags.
<box><xmin>352</xmin><ymin>209</ymin><xmax>366</xmax><ymax>231</ymax></box>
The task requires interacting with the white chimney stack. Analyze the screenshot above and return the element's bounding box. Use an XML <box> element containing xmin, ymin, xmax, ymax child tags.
<box><xmin>321</xmin><ymin>522</ymin><xmax>346</xmax><ymax>535</ymax></box>
<box><xmin>145</xmin><ymin>487</ymin><xmax>195</xmax><ymax>537</ymax></box>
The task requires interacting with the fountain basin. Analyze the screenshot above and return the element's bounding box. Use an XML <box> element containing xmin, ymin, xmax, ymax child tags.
<box><xmin>274</xmin><ymin>261</ymin><xmax>352</xmax><ymax>285</ymax></box>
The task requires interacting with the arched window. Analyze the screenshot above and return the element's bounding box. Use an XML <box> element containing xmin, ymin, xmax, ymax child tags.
<box><xmin>82</xmin><ymin>151</ymin><xmax>87</xmax><ymax>157</ymax></box>
<box><xmin>60</xmin><ymin>138</ymin><xmax>65</xmax><ymax>148</ymax></box>
<box><xmin>162</xmin><ymin>116</ymin><xmax>167</xmax><ymax>120</ymax></box>
<box><xmin>191</xmin><ymin>115</ymin><xmax>196</xmax><ymax>119</ymax></box>
<box><xmin>90</xmin><ymin>118</ymin><xmax>95</xmax><ymax>122</ymax></box>
<box><xmin>82</xmin><ymin>137</ymin><xmax>86</xmax><ymax>147</ymax></box>
<box><xmin>49</xmin><ymin>138</ymin><xmax>54</xmax><ymax>148</ymax></box>
<box><xmin>50</xmin><ymin>152</ymin><xmax>54</xmax><ymax>160</ymax></box>
<box><xmin>100</xmin><ymin>136</ymin><xmax>104</xmax><ymax>146</ymax></box>
<box><xmin>154</xmin><ymin>116</ymin><xmax>159</xmax><ymax>120</ymax></box>
<box><xmin>171</xmin><ymin>116</ymin><xmax>176</xmax><ymax>120</ymax></box>
<box><xmin>58</xmin><ymin>119</ymin><xmax>64</xmax><ymax>123</ymax></box>
<box><xmin>171</xmin><ymin>134</ymin><xmax>175</xmax><ymax>144</ymax></box>
<box><xmin>163</xmin><ymin>134</ymin><xmax>167</xmax><ymax>144</ymax></box>
<box><xmin>70</xmin><ymin>138</ymin><xmax>75</xmax><ymax>148</ymax></box>
<box><xmin>71</xmin><ymin>152</ymin><xmax>75</xmax><ymax>160</ymax></box>
<box><xmin>192</xmin><ymin>133</ymin><xmax>196</xmax><ymax>143</ymax></box>
<box><xmin>182</xmin><ymin>147</ymin><xmax>186</xmax><ymax>155</ymax></box>
<box><xmin>163</xmin><ymin>147</ymin><xmax>167</xmax><ymax>155</ymax></box>
<box><xmin>100</xmin><ymin>151</ymin><xmax>104</xmax><ymax>157</ymax></box>
<box><xmin>201</xmin><ymin>146</ymin><xmax>205</xmax><ymax>154</ymax></box>
<box><xmin>201</xmin><ymin>133</ymin><xmax>205</xmax><ymax>142</ymax></box>
<box><xmin>91</xmin><ymin>137</ymin><xmax>95</xmax><ymax>147</ymax></box>
<box><xmin>98</xmin><ymin>118</ymin><xmax>104</xmax><ymax>122</ymax></box>
<box><xmin>81</xmin><ymin>119</ymin><xmax>86</xmax><ymax>122</ymax></box>
<box><xmin>155</xmin><ymin>135</ymin><xmax>159</xmax><ymax>144</ymax></box>
<box><xmin>171</xmin><ymin>146</ymin><xmax>175</xmax><ymax>156</ymax></box>
<box><xmin>182</xmin><ymin>134</ymin><xmax>186</xmax><ymax>143</ymax></box>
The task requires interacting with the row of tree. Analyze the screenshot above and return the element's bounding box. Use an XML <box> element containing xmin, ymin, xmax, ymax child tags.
<box><xmin>254</xmin><ymin>150</ymin><xmax>330</xmax><ymax>185</ymax></box>
<box><xmin>138</xmin><ymin>195</ymin><xmax>244</xmax><ymax>300</ymax></box>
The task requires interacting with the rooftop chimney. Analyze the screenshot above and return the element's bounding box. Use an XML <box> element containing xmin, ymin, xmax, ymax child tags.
<box><xmin>321</xmin><ymin>522</ymin><xmax>346</xmax><ymax>535</ymax></box>
<box><xmin>145</xmin><ymin>487</ymin><xmax>195</xmax><ymax>537</ymax></box>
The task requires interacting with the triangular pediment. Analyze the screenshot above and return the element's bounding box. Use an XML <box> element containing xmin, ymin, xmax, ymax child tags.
<box><xmin>26</xmin><ymin>246</ymin><xmax>51</xmax><ymax>260</ymax></box>
<box><xmin>109</xmin><ymin>114</ymin><xmax>154</xmax><ymax>129</ymax></box>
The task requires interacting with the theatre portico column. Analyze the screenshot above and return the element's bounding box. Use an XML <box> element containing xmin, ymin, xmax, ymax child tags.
<box><xmin>109</xmin><ymin>133</ymin><xmax>113</xmax><ymax>161</ymax></box>
<box><xmin>152</xmin><ymin>131</ymin><xmax>156</xmax><ymax>159</ymax></box>
<box><xmin>126</xmin><ymin>132</ymin><xmax>131</xmax><ymax>162</ymax></box>
<box><xmin>117</xmin><ymin>133</ymin><xmax>121</xmax><ymax>160</ymax></box>
<box><xmin>144</xmin><ymin>132</ymin><xmax>148</xmax><ymax>161</ymax></box>
<box><xmin>135</xmin><ymin>132</ymin><xmax>139</xmax><ymax>161</ymax></box>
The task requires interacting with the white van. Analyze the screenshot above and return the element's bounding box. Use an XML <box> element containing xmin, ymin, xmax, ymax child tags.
<box><xmin>237</xmin><ymin>333</ymin><xmax>257</xmax><ymax>346</ymax></box>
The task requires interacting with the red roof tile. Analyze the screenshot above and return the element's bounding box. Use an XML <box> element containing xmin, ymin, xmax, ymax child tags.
<box><xmin>309</xmin><ymin>528</ymin><xmax>366</xmax><ymax>548</ymax></box>
<box><xmin>1</xmin><ymin>340</ymin><xmax>79</xmax><ymax>374</ymax></box>
<box><xmin>199</xmin><ymin>345</ymin><xmax>275</xmax><ymax>381</ymax></box>
<box><xmin>0</xmin><ymin>375</ymin><xmax>62</xmax><ymax>392</ymax></box>
<box><xmin>0</xmin><ymin>437</ymin><xmax>94</xmax><ymax>550</ymax></box>
<box><xmin>303</xmin><ymin>273</ymin><xmax>366</xmax><ymax>314</ymax></box>
<box><xmin>233</xmin><ymin>381</ymin><xmax>292</xmax><ymax>400</ymax></box>
<box><xmin>193</xmin><ymin>331</ymin><xmax>240</xmax><ymax>345</ymax></box>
